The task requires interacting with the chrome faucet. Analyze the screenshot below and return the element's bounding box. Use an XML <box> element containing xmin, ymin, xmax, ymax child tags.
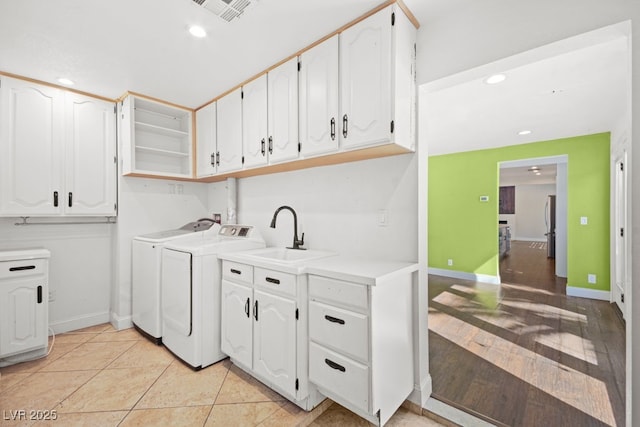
<box><xmin>270</xmin><ymin>205</ymin><xmax>305</xmax><ymax>250</ymax></box>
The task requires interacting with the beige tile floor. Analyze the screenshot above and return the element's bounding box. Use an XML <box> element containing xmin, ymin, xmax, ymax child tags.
<box><xmin>0</xmin><ymin>324</ymin><xmax>442</xmax><ymax>427</ymax></box>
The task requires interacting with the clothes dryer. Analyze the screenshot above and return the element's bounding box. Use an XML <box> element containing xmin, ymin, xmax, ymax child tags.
<box><xmin>161</xmin><ymin>225</ymin><xmax>265</xmax><ymax>369</ymax></box>
<box><xmin>132</xmin><ymin>219</ymin><xmax>219</xmax><ymax>343</ymax></box>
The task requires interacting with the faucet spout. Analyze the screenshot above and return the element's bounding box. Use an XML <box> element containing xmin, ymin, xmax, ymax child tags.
<box><xmin>270</xmin><ymin>205</ymin><xmax>305</xmax><ymax>250</ymax></box>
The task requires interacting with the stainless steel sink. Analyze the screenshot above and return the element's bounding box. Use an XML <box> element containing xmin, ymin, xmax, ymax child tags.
<box><xmin>244</xmin><ymin>247</ymin><xmax>335</xmax><ymax>264</ymax></box>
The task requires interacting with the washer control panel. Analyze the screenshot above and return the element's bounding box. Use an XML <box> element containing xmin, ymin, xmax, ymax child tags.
<box><xmin>219</xmin><ymin>225</ymin><xmax>254</xmax><ymax>238</ymax></box>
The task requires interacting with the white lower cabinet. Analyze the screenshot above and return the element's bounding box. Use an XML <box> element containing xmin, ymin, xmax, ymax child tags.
<box><xmin>0</xmin><ymin>249</ymin><xmax>50</xmax><ymax>362</ymax></box>
<box><xmin>220</xmin><ymin>261</ymin><xmax>322</xmax><ymax>408</ymax></box>
<box><xmin>308</xmin><ymin>273</ymin><xmax>414</xmax><ymax>426</ymax></box>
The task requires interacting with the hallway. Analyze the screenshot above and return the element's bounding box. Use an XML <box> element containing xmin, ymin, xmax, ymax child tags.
<box><xmin>428</xmin><ymin>241</ymin><xmax>625</xmax><ymax>426</ymax></box>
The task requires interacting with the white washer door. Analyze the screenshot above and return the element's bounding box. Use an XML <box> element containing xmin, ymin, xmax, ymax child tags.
<box><xmin>161</xmin><ymin>248</ymin><xmax>192</xmax><ymax>337</ymax></box>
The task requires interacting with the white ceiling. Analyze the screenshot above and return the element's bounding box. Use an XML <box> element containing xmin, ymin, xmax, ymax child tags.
<box><xmin>0</xmin><ymin>0</ymin><xmax>631</xmax><ymax>159</ymax></box>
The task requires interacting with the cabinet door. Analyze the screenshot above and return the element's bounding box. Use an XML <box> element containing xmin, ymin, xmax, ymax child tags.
<box><xmin>253</xmin><ymin>290</ymin><xmax>297</xmax><ymax>398</ymax></box>
<box><xmin>268</xmin><ymin>58</ymin><xmax>299</xmax><ymax>164</ymax></box>
<box><xmin>221</xmin><ymin>280</ymin><xmax>253</xmax><ymax>369</ymax></box>
<box><xmin>242</xmin><ymin>75</ymin><xmax>268</xmax><ymax>168</ymax></box>
<box><xmin>0</xmin><ymin>77</ymin><xmax>64</xmax><ymax>215</ymax></box>
<box><xmin>216</xmin><ymin>88</ymin><xmax>244</xmax><ymax>173</ymax></box>
<box><xmin>299</xmin><ymin>35</ymin><xmax>339</xmax><ymax>157</ymax></box>
<box><xmin>64</xmin><ymin>92</ymin><xmax>116</xmax><ymax>215</ymax></box>
<box><xmin>0</xmin><ymin>278</ymin><xmax>47</xmax><ymax>358</ymax></box>
<box><xmin>196</xmin><ymin>102</ymin><xmax>217</xmax><ymax>177</ymax></box>
<box><xmin>339</xmin><ymin>6</ymin><xmax>391</xmax><ymax>149</ymax></box>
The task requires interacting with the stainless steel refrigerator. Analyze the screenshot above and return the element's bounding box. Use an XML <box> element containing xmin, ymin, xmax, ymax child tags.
<box><xmin>545</xmin><ymin>195</ymin><xmax>556</xmax><ymax>258</ymax></box>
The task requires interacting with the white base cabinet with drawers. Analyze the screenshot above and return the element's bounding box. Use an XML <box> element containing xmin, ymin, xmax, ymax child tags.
<box><xmin>0</xmin><ymin>248</ymin><xmax>50</xmax><ymax>366</ymax></box>
<box><xmin>307</xmin><ymin>273</ymin><xmax>414</xmax><ymax>426</ymax></box>
<box><xmin>220</xmin><ymin>261</ymin><xmax>324</xmax><ymax>410</ymax></box>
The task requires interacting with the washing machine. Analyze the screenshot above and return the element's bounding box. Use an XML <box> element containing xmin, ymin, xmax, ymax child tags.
<box><xmin>132</xmin><ymin>219</ymin><xmax>220</xmax><ymax>343</ymax></box>
<box><xmin>161</xmin><ymin>224</ymin><xmax>265</xmax><ymax>369</ymax></box>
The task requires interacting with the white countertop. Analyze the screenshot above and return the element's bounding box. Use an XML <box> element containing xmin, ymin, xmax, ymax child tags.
<box><xmin>218</xmin><ymin>248</ymin><xmax>418</xmax><ymax>285</ymax></box>
<box><xmin>0</xmin><ymin>247</ymin><xmax>51</xmax><ymax>262</ymax></box>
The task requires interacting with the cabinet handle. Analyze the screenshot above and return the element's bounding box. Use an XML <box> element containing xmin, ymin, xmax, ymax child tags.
<box><xmin>254</xmin><ymin>300</ymin><xmax>259</xmax><ymax>321</ymax></box>
<box><xmin>265</xmin><ymin>277</ymin><xmax>280</xmax><ymax>285</ymax></box>
<box><xmin>324</xmin><ymin>315</ymin><xmax>345</xmax><ymax>325</ymax></box>
<box><xmin>68</xmin><ymin>192</ymin><xmax>73</xmax><ymax>207</ymax></box>
<box><xmin>325</xmin><ymin>358</ymin><xmax>346</xmax><ymax>372</ymax></box>
<box><xmin>342</xmin><ymin>114</ymin><xmax>348</xmax><ymax>138</ymax></box>
<box><xmin>210</xmin><ymin>152</ymin><xmax>216</xmax><ymax>167</ymax></box>
<box><xmin>268</xmin><ymin>136</ymin><xmax>273</xmax><ymax>154</ymax></box>
<box><xmin>216</xmin><ymin>151</ymin><xmax>220</xmax><ymax>166</ymax></box>
<box><xmin>261</xmin><ymin>138</ymin><xmax>266</xmax><ymax>156</ymax></box>
<box><xmin>230</xmin><ymin>268</ymin><xmax>242</xmax><ymax>275</ymax></box>
<box><xmin>9</xmin><ymin>265</ymin><xmax>36</xmax><ymax>272</ymax></box>
<box><xmin>330</xmin><ymin>117</ymin><xmax>336</xmax><ymax>141</ymax></box>
<box><xmin>53</xmin><ymin>191</ymin><xmax>59</xmax><ymax>207</ymax></box>
<box><xmin>37</xmin><ymin>285</ymin><xmax>43</xmax><ymax>304</ymax></box>
<box><xmin>245</xmin><ymin>297</ymin><xmax>250</xmax><ymax>318</ymax></box>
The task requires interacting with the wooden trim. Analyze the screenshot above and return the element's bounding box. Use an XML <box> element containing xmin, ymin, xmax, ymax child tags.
<box><xmin>124</xmin><ymin>91</ymin><xmax>193</xmax><ymax>112</ymax></box>
<box><xmin>395</xmin><ymin>0</ymin><xmax>420</xmax><ymax>29</ymax></box>
<box><xmin>122</xmin><ymin>172</ymin><xmax>197</xmax><ymax>182</ymax></box>
<box><xmin>191</xmin><ymin>110</ymin><xmax>197</xmax><ymax>177</ymax></box>
<box><xmin>0</xmin><ymin>71</ymin><xmax>117</xmax><ymax>102</ymax></box>
<box><xmin>195</xmin><ymin>0</ymin><xmax>419</xmax><ymax>111</ymax></box>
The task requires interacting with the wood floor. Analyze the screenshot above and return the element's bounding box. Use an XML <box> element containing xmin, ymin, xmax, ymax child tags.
<box><xmin>428</xmin><ymin>240</ymin><xmax>626</xmax><ymax>426</ymax></box>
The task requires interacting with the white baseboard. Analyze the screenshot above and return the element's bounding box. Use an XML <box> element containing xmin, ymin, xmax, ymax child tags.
<box><xmin>110</xmin><ymin>312</ymin><xmax>133</xmax><ymax>331</ymax></box>
<box><xmin>566</xmin><ymin>286</ymin><xmax>610</xmax><ymax>301</ymax></box>
<box><xmin>50</xmin><ymin>311</ymin><xmax>110</xmax><ymax>334</ymax></box>
<box><xmin>428</xmin><ymin>268</ymin><xmax>501</xmax><ymax>285</ymax></box>
<box><xmin>513</xmin><ymin>237</ymin><xmax>546</xmax><ymax>242</ymax></box>
<box><xmin>408</xmin><ymin>374</ymin><xmax>432</xmax><ymax>407</ymax></box>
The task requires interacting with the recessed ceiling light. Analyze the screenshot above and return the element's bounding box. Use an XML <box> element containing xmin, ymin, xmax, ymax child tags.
<box><xmin>484</xmin><ymin>74</ymin><xmax>506</xmax><ymax>85</ymax></box>
<box><xmin>57</xmin><ymin>78</ymin><xmax>74</xmax><ymax>86</ymax></box>
<box><xmin>189</xmin><ymin>25</ymin><xmax>207</xmax><ymax>38</ymax></box>
<box><xmin>518</xmin><ymin>130</ymin><xmax>532</xmax><ymax>136</ymax></box>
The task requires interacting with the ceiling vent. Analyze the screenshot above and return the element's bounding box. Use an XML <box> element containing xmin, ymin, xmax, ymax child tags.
<box><xmin>191</xmin><ymin>0</ymin><xmax>253</xmax><ymax>22</ymax></box>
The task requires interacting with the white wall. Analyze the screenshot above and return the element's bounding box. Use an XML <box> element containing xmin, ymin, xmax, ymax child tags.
<box><xmin>0</xmin><ymin>220</ymin><xmax>112</xmax><ymax>333</ymax></box>
<box><xmin>415</xmin><ymin>2</ymin><xmax>639</xmax><ymax>425</ymax></box>
<box><xmin>210</xmin><ymin>154</ymin><xmax>418</xmax><ymax>262</ymax></box>
<box><xmin>510</xmin><ymin>184</ymin><xmax>555</xmax><ymax>241</ymax></box>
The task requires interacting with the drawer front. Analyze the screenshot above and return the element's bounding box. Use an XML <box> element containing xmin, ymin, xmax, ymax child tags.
<box><xmin>222</xmin><ymin>261</ymin><xmax>253</xmax><ymax>285</ymax></box>
<box><xmin>309</xmin><ymin>275</ymin><xmax>368</xmax><ymax>311</ymax></box>
<box><xmin>0</xmin><ymin>259</ymin><xmax>47</xmax><ymax>280</ymax></box>
<box><xmin>309</xmin><ymin>301</ymin><xmax>369</xmax><ymax>363</ymax></box>
<box><xmin>254</xmin><ymin>267</ymin><xmax>296</xmax><ymax>297</ymax></box>
<box><xmin>309</xmin><ymin>341</ymin><xmax>369</xmax><ymax>413</ymax></box>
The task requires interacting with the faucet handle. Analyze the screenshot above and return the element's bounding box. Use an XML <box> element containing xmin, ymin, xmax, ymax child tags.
<box><xmin>299</xmin><ymin>232</ymin><xmax>305</xmax><ymax>246</ymax></box>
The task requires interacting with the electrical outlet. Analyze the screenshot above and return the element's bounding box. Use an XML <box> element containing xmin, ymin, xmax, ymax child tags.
<box><xmin>447</xmin><ymin>259</ymin><xmax>453</xmax><ymax>266</ymax></box>
<box><xmin>48</xmin><ymin>290</ymin><xmax>56</xmax><ymax>302</ymax></box>
<box><xmin>588</xmin><ymin>274</ymin><xmax>596</xmax><ymax>284</ymax></box>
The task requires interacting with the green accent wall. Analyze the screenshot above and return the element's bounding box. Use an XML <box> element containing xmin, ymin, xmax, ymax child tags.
<box><xmin>428</xmin><ymin>133</ymin><xmax>610</xmax><ymax>291</ymax></box>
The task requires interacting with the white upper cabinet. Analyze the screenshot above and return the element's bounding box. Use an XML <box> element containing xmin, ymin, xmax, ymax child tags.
<box><xmin>339</xmin><ymin>5</ymin><xmax>416</xmax><ymax>151</ymax></box>
<box><xmin>243</xmin><ymin>57</ymin><xmax>299</xmax><ymax>168</ymax></box>
<box><xmin>216</xmin><ymin>87</ymin><xmax>244</xmax><ymax>174</ymax></box>
<box><xmin>299</xmin><ymin>35</ymin><xmax>340</xmax><ymax>158</ymax></box>
<box><xmin>121</xmin><ymin>95</ymin><xmax>192</xmax><ymax>178</ymax></box>
<box><xmin>267</xmin><ymin>57</ymin><xmax>299</xmax><ymax>164</ymax></box>
<box><xmin>196</xmin><ymin>102</ymin><xmax>217</xmax><ymax>178</ymax></box>
<box><xmin>0</xmin><ymin>76</ymin><xmax>116</xmax><ymax>216</ymax></box>
<box><xmin>64</xmin><ymin>92</ymin><xmax>117</xmax><ymax>215</ymax></box>
<box><xmin>242</xmin><ymin>74</ymin><xmax>268</xmax><ymax>168</ymax></box>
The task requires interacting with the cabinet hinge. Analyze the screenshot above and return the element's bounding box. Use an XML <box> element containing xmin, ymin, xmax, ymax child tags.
<box><xmin>298</xmin><ymin>61</ymin><xmax>301</xmax><ymax>72</ymax></box>
<box><xmin>390</xmin><ymin>120</ymin><xmax>395</xmax><ymax>134</ymax></box>
<box><xmin>295</xmin><ymin>378</ymin><xmax>299</xmax><ymax>391</ymax></box>
<box><xmin>621</xmin><ymin>228</ymin><xmax>624</xmax><ymax>237</ymax></box>
<box><xmin>391</xmin><ymin>12</ymin><xmax>395</xmax><ymax>26</ymax></box>
<box><xmin>295</xmin><ymin>308</ymin><xmax>299</xmax><ymax>320</ymax></box>
<box><xmin>622</xmin><ymin>293</ymin><xmax>625</xmax><ymax>303</ymax></box>
<box><xmin>113</xmin><ymin>156</ymin><xmax>117</xmax><ymax>164</ymax></box>
<box><xmin>620</xmin><ymin>162</ymin><xmax>624</xmax><ymax>171</ymax></box>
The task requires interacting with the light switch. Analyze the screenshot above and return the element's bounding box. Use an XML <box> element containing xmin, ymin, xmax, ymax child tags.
<box><xmin>580</xmin><ymin>216</ymin><xmax>588</xmax><ymax>225</ymax></box>
<box><xmin>378</xmin><ymin>209</ymin><xmax>388</xmax><ymax>227</ymax></box>
<box><xmin>479</xmin><ymin>196</ymin><xmax>489</xmax><ymax>202</ymax></box>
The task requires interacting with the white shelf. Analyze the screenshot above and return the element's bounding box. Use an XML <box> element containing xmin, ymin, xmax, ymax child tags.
<box><xmin>135</xmin><ymin>121</ymin><xmax>189</xmax><ymax>138</ymax></box>
<box><xmin>135</xmin><ymin>145</ymin><xmax>190</xmax><ymax>158</ymax></box>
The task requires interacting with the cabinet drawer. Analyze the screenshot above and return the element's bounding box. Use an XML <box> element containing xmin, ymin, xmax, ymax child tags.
<box><xmin>309</xmin><ymin>275</ymin><xmax>368</xmax><ymax>311</ymax></box>
<box><xmin>222</xmin><ymin>261</ymin><xmax>253</xmax><ymax>284</ymax></box>
<box><xmin>309</xmin><ymin>341</ymin><xmax>369</xmax><ymax>413</ymax></box>
<box><xmin>309</xmin><ymin>301</ymin><xmax>369</xmax><ymax>363</ymax></box>
<box><xmin>254</xmin><ymin>267</ymin><xmax>296</xmax><ymax>297</ymax></box>
<box><xmin>0</xmin><ymin>259</ymin><xmax>47</xmax><ymax>280</ymax></box>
